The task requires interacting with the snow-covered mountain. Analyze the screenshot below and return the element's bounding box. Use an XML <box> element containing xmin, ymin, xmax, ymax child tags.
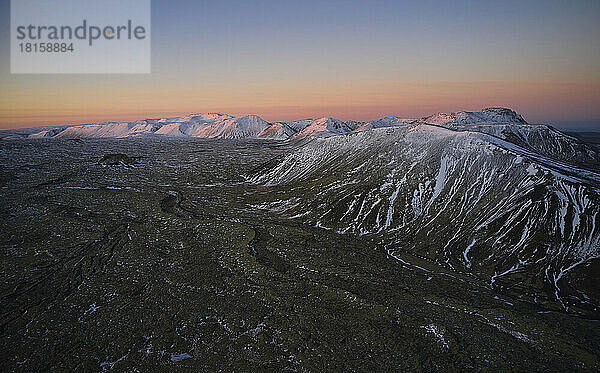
<box><xmin>190</xmin><ymin>115</ymin><xmax>270</xmax><ymax>139</ymax></box>
<box><xmin>29</xmin><ymin>127</ymin><xmax>68</xmax><ymax>138</ymax></box>
<box><xmin>290</xmin><ymin>117</ymin><xmax>357</xmax><ymax>139</ymax></box>
<box><xmin>50</xmin><ymin>113</ymin><xmax>272</xmax><ymax>139</ymax></box>
<box><xmin>422</xmin><ymin>107</ymin><xmax>527</xmax><ymax>127</ymax></box>
<box><xmin>285</xmin><ymin>119</ymin><xmax>314</xmax><ymax>133</ymax></box>
<box><xmin>355</xmin><ymin>116</ymin><xmax>416</xmax><ymax>131</ymax></box>
<box><xmin>421</xmin><ymin>108</ymin><xmax>600</xmax><ymax>171</ymax></box>
<box><xmin>251</xmin><ymin>121</ymin><xmax>600</xmax><ymax>315</ymax></box>
<box><xmin>3</xmin><ymin>107</ymin><xmax>599</xmax><ymax>172</ymax></box>
<box><xmin>257</xmin><ymin>122</ymin><xmax>298</xmax><ymax>139</ymax></box>
<box><xmin>6</xmin><ymin>114</ymin><xmax>364</xmax><ymax>140</ymax></box>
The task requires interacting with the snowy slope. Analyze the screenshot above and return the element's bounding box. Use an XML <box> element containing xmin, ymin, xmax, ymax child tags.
<box><xmin>192</xmin><ymin>115</ymin><xmax>270</xmax><ymax>139</ymax></box>
<box><xmin>421</xmin><ymin>108</ymin><xmax>600</xmax><ymax>170</ymax></box>
<box><xmin>53</xmin><ymin>122</ymin><xmax>137</xmax><ymax>138</ymax></box>
<box><xmin>355</xmin><ymin>116</ymin><xmax>416</xmax><ymax>131</ymax></box>
<box><xmin>42</xmin><ymin>113</ymin><xmax>275</xmax><ymax>139</ymax></box>
<box><xmin>257</xmin><ymin>122</ymin><xmax>298</xmax><ymax>139</ymax></box>
<box><xmin>286</xmin><ymin>119</ymin><xmax>314</xmax><ymax>133</ymax></box>
<box><xmin>422</xmin><ymin>107</ymin><xmax>527</xmax><ymax>127</ymax></box>
<box><xmin>291</xmin><ymin>117</ymin><xmax>356</xmax><ymax>139</ymax></box>
<box><xmin>251</xmin><ymin>123</ymin><xmax>600</xmax><ymax>313</ymax></box>
<box><xmin>29</xmin><ymin>127</ymin><xmax>67</xmax><ymax>138</ymax></box>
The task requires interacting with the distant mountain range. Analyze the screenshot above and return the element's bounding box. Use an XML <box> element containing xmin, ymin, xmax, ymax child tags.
<box><xmin>3</xmin><ymin>107</ymin><xmax>599</xmax><ymax>171</ymax></box>
<box><xmin>0</xmin><ymin>107</ymin><xmax>538</xmax><ymax>140</ymax></box>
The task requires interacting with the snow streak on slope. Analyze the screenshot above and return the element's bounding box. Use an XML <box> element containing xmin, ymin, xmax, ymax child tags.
<box><xmin>192</xmin><ymin>115</ymin><xmax>270</xmax><ymax>139</ymax></box>
<box><xmin>257</xmin><ymin>122</ymin><xmax>298</xmax><ymax>139</ymax></box>
<box><xmin>252</xmin><ymin>124</ymin><xmax>600</xmax><ymax>312</ymax></box>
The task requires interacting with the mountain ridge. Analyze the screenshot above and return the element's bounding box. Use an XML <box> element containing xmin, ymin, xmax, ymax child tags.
<box><xmin>0</xmin><ymin>107</ymin><xmax>530</xmax><ymax>140</ymax></box>
<box><xmin>0</xmin><ymin>107</ymin><xmax>576</xmax><ymax>140</ymax></box>
<box><xmin>2</xmin><ymin>107</ymin><xmax>599</xmax><ymax>171</ymax></box>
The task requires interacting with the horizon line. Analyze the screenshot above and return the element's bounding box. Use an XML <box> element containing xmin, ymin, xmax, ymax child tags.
<box><xmin>1</xmin><ymin>109</ymin><xmax>599</xmax><ymax>132</ymax></box>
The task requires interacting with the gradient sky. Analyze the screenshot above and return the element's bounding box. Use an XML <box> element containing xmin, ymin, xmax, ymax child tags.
<box><xmin>1</xmin><ymin>0</ymin><xmax>599</xmax><ymax>130</ymax></box>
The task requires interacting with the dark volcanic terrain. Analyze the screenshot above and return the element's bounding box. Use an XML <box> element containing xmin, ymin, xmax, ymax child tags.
<box><xmin>0</xmin><ymin>137</ymin><xmax>599</xmax><ymax>371</ymax></box>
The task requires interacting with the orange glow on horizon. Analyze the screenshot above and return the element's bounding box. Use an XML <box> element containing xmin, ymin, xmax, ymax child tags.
<box><xmin>1</xmin><ymin>80</ymin><xmax>599</xmax><ymax>129</ymax></box>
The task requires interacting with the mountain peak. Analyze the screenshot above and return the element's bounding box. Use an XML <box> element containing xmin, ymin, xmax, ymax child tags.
<box><xmin>290</xmin><ymin>117</ymin><xmax>353</xmax><ymax>139</ymax></box>
<box><xmin>422</xmin><ymin>107</ymin><xmax>527</xmax><ymax>127</ymax></box>
<box><xmin>480</xmin><ymin>107</ymin><xmax>527</xmax><ymax>123</ymax></box>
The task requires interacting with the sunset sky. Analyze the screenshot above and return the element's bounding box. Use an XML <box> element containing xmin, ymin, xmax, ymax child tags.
<box><xmin>1</xmin><ymin>0</ymin><xmax>599</xmax><ymax>130</ymax></box>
